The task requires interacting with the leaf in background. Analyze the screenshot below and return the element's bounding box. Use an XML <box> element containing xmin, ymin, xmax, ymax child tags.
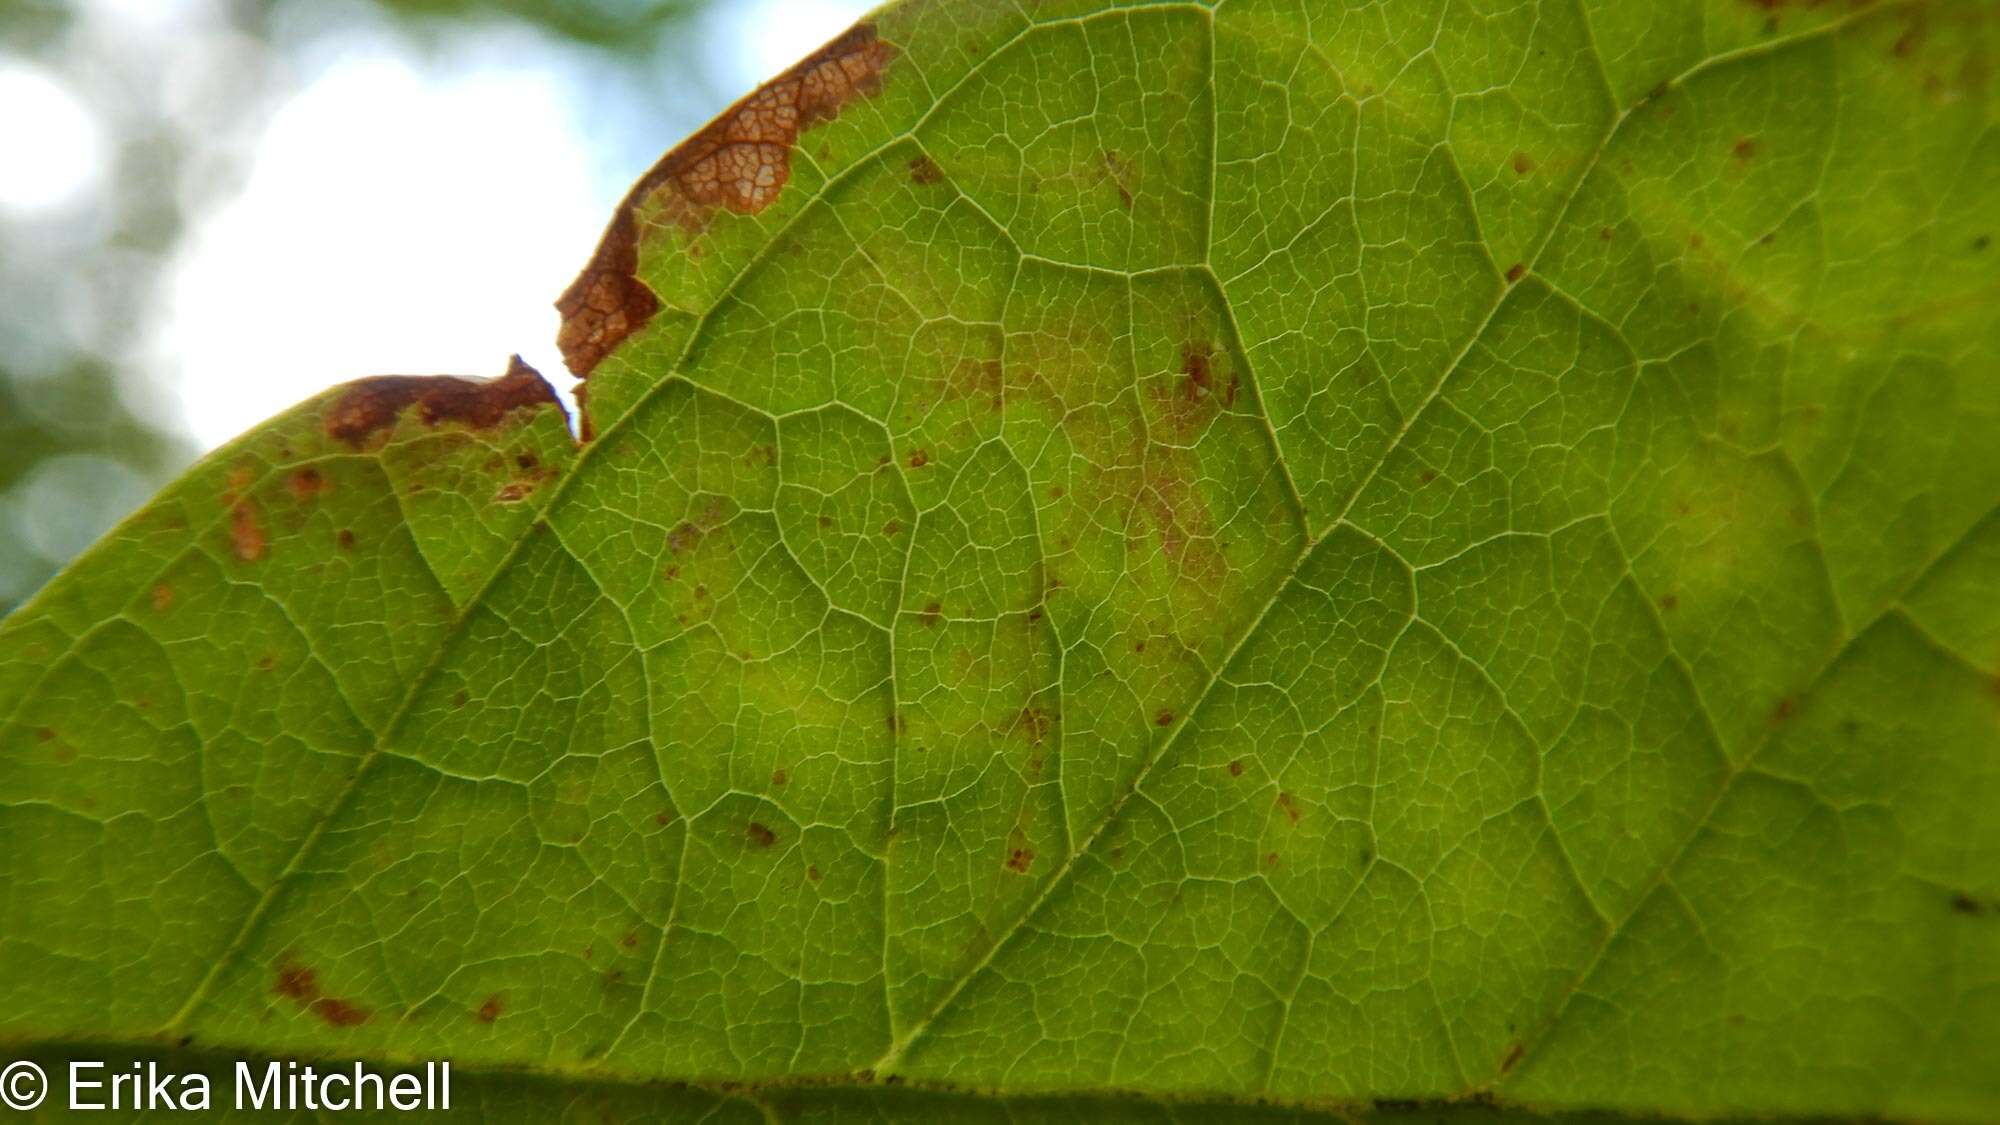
<box><xmin>2</xmin><ymin>1</ymin><xmax>1996</xmax><ymax>1121</ymax></box>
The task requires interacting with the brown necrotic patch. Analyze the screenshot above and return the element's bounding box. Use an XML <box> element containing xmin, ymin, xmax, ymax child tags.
<box><xmin>287</xmin><ymin>467</ymin><xmax>328</xmax><ymax>501</ymax></box>
<box><xmin>1951</xmin><ymin>891</ymin><xmax>1996</xmax><ymax>916</ymax></box>
<box><xmin>554</xmin><ymin>24</ymin><xmax>894</xmax><ymax>379</ymax></box>
<box><xmin>272</xmin><ymin>959</ymin><xmax>371</xmax><ymax>1029</ymax></box>
<box><xmin>313</xmin><ymin>998</ymin><xmax>369</xmax><ymax>1028</ymax></box>
<box><xmin>230</xmin><ymin>500</ymin><xmax>267</xmax><ymax>563</ymax></box>
<box><xmin>324</xmin><ymin>355</ymin><xmax>562</xmax><ymax>447</ymax></box>
<box><xmin>1016</xmin><ymin>705</ymin><xmax>1055</xmax><ymax>745</ymax></box>
<box><xmin>1101</xmin><ymin>150</ymin><xmax>1135</xmax><ymax>210</ymax></box>
<box><xmin>1176</xmin><ymin>342</ymin><xmax>1236</xmax><ymax>413</ymax></box>
<box><xmin>274</xmin><ymin>964</ymin><xmax>316</xmax><ymax>1002</ymax></box>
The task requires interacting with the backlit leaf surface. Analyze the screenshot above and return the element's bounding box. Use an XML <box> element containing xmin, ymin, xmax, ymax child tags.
<box><xmin>2</xmin><ymin>1</ymin><xmax>1996</xmax><ymax>1120</ymax></box>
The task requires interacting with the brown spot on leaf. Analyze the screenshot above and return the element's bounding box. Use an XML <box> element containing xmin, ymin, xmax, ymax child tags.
<box><xmin>287</xmin><ymin>467</ymin><xmax>327</xmax><ymax>501</ymax></box>
<box><xmin>1660</xmin><ymin>593</ymin><xmax>1679</xmax><ymax>611</ymax></box>
<box><xmin>747</xmin><ymin>821</ymin><xmax>777</xmax><ymax>848</ymax></box>
<box><xmin>230</xmin><ymin>500</ymin><xmax>267</xmax><ymax>562</ymax></box>
<box><xmin>880</xmin><ymin>518</ymin><xmax>904</xmax><ymax>537</ymax></box>
<box><xmin>1101</xmin><ymin>150</ymin><xmax>1134</xmax><ymax>210</ymax></box>
<box><xmin>555</xmin><ymin>25</ymin><xmax>893</xmax><ymax>378</ymax></box>
<box><xmin>908</xmin><ymin>154</ymin><xmax>944</xmax><ymax>185</ymax></box>
<box><xmin>620</xmin><ymin>930</ymin><xmax>639</xmax><ymax>949</ymax></box>
<box><xmin>1277</xmin><ymin>791</ymin><xmax>1300</xmax><ymax>824</ymax></box>
<box><xmin>275</xmin><ymin>961</ymin><xmax>369</xmax><ymax>1028</ymax></box>
<box><xmin>476</xmin><ymin>995</ymin><xmax>503</xmax><ymax>1023</ymax></box>
<box><xmin>1181</xmin><ymin>342</ymin><xmax>1216</xmax><ymax>402</ymax></box>
<box><xmin>336</xmin><ymin>529</ymin><xmax>356</xmax><ymax>550</ymax></box>
<box><xmin>1502</xmin><ymin>1043</ymin><xmax>1525</xmax><ymax>1073</ymax></box>
<box><xmin>1228</xmin><ymin>759</ymin><xmax>1244</xmax><ymax>777</ymax></box>
<box><xmin>151</xmin><ymin>584</ymin><xmax>174</xmax><ymax>613</ymax></box>
<box><xmin>326</xmin><ymin>356</ymin><xmax>562</xmax><ymax>447</ymax></box>
<box><xmin>1599</xmin><ymin>226</ymin><xmax>1615</xmax><ymax>241</ymax></box>
<box><xmin>807</xmin><ymin>864</ymin><xmax>822</xmax><ymax>882</ymax></box>
<box><xmin>1732</xmin><ymin>136</ymin><xmax>1757</xmax><ymax>161</ymax></box>
<box><xmin>275</xmin><ymin>965</ymin><xmax>318</xmax><ymax>1001</ymax></box>
<box><xmin>1505</xmin><ymin>263</ymin><xmax>1526</xmax><ymax>283</ymax></box>
<box><xmin>666</xmin><ymin>521</ymin><xmax>703</xmax><ymax>554</ymax></box>
<box><xmin>312</xmin><ymin>998</ymin><xmax>369</xmax><ymax>1028</ymax></box>
<box><xmin>771</xmin><ymin>768</ymin><xmax>789</xmax><ymax>786</ymax></box>
<box><xmin>1005</xmin><ymin>846</ymin><xmax>1035</xmax><ymax>874</ymax></box>
<box><xmin>1951</xmin><ymin>891</ymin><xmax>1994</xmax><ymax>915</ymax></box>
<box><xmin>920</xmin><ymin>601</ymin><xmax>942</xmax><ymax>626</ymax></box>
<box><xmin>1510</xmin><ymin>151</ymin><xmax>1534</xmax><ymax>175</ymax></box>
<box><xmin>1893</xmin><ymin>24</ymin><xmax>1922</xmax><ymax>57</ymax></box>
<box><xmin>908</xmin><ymin>449</ymin><xmax>930</xmax><ymax>468</ymax></box>
<box><xmin>1018</xmin><ymin>706</ymin><xmax>1054</xmax><ymax>744</ymax></box>
<box><xmin>1155</xmin><ymin>710</ymin><xmax>1175</xmax><ymax>727</ymax></box>
<box><xmin>1772</xmin><ymin>697</ymin><xmax>1796</xmax><ymax>722</ymax></box>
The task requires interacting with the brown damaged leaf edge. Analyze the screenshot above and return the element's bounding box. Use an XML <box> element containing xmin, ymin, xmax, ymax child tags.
<box><xmin>323</xmin><ymin>355</ymin><xmax>565</xmax><ymax>447</ymax></box>
<box><xmin>554</xmin><ymin>22</ymin><xmax>895</xmax><ymax>384</ymax></box>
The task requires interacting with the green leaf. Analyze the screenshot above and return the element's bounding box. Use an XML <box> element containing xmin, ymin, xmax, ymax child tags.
<box><xmin>3</xmin><ymin>1</ymin><xmax>1996</xmax><ymax>1121</ymax></box>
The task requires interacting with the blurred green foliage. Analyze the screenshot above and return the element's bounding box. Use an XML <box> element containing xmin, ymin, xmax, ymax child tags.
<box><xmin>357</xmin><ymin>0</ymin><xmax>701</xmax><ymax>51</ymax></box>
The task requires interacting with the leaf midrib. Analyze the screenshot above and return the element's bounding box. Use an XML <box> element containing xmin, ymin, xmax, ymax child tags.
<box><xmin>5</xmin><ymin>1029</ymin><xmax>1872</xmax><ymax>1123</ymax></box>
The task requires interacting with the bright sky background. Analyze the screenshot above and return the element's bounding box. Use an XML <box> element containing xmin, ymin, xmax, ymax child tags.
<box><xmin>0</xmin><ymin>63</ymin><xmax>104</xmax><ymax>214</ymax></box>
<box><xmin>11</xmin><ymin>0</ymin><xmax>874</xmax><ymax>449</ymax></box>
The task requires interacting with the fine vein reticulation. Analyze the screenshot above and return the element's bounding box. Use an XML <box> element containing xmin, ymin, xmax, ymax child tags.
<box><xmin>2</xmin><ymin>2</ymin><xmax>1995</xmax><ymax>1123</ymax></box>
